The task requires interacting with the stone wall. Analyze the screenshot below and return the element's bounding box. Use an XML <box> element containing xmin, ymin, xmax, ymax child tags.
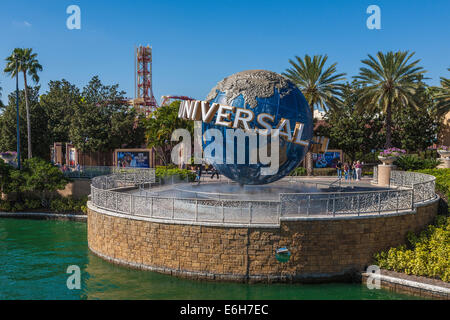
<box><xmin>87</xmin><ymin>199</ymin><xmax>439</xmax><ymax>283</ymax></box>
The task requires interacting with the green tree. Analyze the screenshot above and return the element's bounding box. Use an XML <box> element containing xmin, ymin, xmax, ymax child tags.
<box><xmin>4</xmin><ymin>48</ymin><xmax>43</xmax><ymax>158</ymax></box>
<box><xmin>434</xmin><ymin>68</ymin><xmax>450</xmax><ymax>117</ymax></box>
<box><xmin>143</xmin><ymin>101</ymin><xmax>193</xmax><ymax>165</ymax></box>
<box><xmin>320</xmin><ymin>82</ymin><xmax>384</xmax><ymax>163</ymax></box>
<box><xmin>391</xmin><ymin>84</ymin><xmax>440</xmax><ymax>152</ymax></box>
<box><xmin>69</xmin><ymin>76</ymin><xmax>145</xmax><ymax>152</ymax></box>
<box><xmin>354</xmin><ymin>51</ymin><xmax>426</xmax><ymax>148</ymax></box>
<box><xmin>12</xmin><ymin>158</ymin><xmax>68</xmax><ymax>205</ymax></box>
<box><xmin>0</xmin><ymin>86</ymin><xmax>50</xmax><ymax>160</ymax></box>
<box><xmin>40</xmin><ymin>79</ymin><xmax>82</xmax><ymax>144</ymax></box>
<box><xmin>0</xmin><ymin>159</ymin><xmax>13</xmax><ymax>194</ymax></box>
<box><xmin>283</xmin><ymin>54</ymin><xmax>346</xmax><ymax>175</ymax></box>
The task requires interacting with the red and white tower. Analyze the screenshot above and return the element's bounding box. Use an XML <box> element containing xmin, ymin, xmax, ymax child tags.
<box><xmin>133</xmin><ymin>45</ymin><xmax>159</xmax><ymax>114</ymax></box>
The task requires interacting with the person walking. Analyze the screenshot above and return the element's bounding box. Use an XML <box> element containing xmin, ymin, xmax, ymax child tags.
<box><xmin>349</xmin><ymin>162</ymin><xmax>355</xmax><ymax>181</ymax></box>
<box><xmin>195</xmin><ymin>165</ymin><xmax>203</xmax><ymax>184</ymax></box>
<box><xmin>355</xmin><ymin>161</ymin><xmax>362</xmax><ymax>181</ymax></box>
<box><xmin>211</xmin><ymin>167</ymin><xmax>220</xmax><ymax>179</ymax></box>
<box><xmin>336</xmin><ymin>161</ymin><xmax>343</xmax><ymax>179</ymax></box>
<box><xmin>344</xmin><ymin>163</ymin><xmax>349</xmax><ymax>181</ymax></box>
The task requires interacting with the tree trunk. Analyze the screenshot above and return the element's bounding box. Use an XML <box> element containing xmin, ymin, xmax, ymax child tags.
<box><xmin>23</xmin><ymin>72</ymin><xmax>32</xmax><ymax>159</ymax></box>
<box><xmin>306</xmin><ymin>151</ymin><xmax>314</xmax><ymax>176</ymax></box>
<box><xmin>307</xmin><ymin>105</ymin><xmax>315</xmax><ymax>176</ymax></box>
<box><xmin>385</xmin><ymin>101</ymin><xmax>392</xmax><ymax>148</ymax></box>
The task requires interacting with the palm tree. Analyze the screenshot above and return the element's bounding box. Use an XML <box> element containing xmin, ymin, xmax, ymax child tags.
<box><xmin>435</xmin><ymin>68</ymin><xmax>450</xmax><ymax>117</ymax></box>
<box><xmin>283</xmin><ymin>54</ymin><xmax>346</xmax><ymax>176</ymax></box>
<box><xmin>4</xmin><ymin>48</ymin><xmax>43</xmax><ymax>159</ymax></box>
<box><xmin>353</xmin><ymin>51</ymin><xmax>426</xmax><ymax>148</ymax></box>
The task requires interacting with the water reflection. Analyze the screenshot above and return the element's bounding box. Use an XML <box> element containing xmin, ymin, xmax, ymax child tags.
<box><xmin>0</xmin><ymin>218</ymin><xmax>418</xmax><ymax>300</ymax></box>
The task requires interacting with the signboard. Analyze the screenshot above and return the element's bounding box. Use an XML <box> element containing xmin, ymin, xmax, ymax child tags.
<box><xmin>117</xmin><ymin>151</ymin><xmax>150</xmax><ymax>168</ymax></box>
<box><xmin>313</xmin><ymin>150</ymin><xmax>342</xmax><ymax>168</ymax></box>
<box><xmin>68</xmin><ymin>148</ymin><xmax>76</xmax><ymax>166</ymax></box>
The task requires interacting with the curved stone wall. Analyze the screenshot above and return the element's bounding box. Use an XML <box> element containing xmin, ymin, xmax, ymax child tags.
<box><xmin>87</xmin><ymin>198</ymin><xmax>439</xmax><ymax>283</ymax></box>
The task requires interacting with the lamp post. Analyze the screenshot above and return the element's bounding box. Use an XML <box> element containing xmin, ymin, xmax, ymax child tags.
<box><xmin>14</xmin><ymin>54</ymin><xmax>21</xmax><ymax>170</ymax></box>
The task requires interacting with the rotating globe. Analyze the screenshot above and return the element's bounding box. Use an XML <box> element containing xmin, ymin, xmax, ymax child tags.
<box><xmin>202</xmin><ymin>70</ymin><xmax>313</xmax><ymax>185</ymax></box>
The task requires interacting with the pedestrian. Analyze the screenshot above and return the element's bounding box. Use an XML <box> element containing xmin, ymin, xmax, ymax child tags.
<box><xmin>344</xmin><ymin>163</ymin><xmax>349</xmax><ymax>180</ymax></box>
<box><xmin>336</xmin><ymin>161</ymin><xmax>343</xmax><ymax>179</ymax></box>
<box><xmin>355</xmin><ymin>161</ymin><xmax>362</xmax><ymax>181</ymax></box>
<box><xmin>349</xmin><ymin>162</ymin><xmax>354</xmax><ymax>180</ymax></box>
<box><xmin>195</xmin><ymin>165</ymin><xmax>202</xmax><ymax>184</ymax></box>
<box><xmin>211</xmin><ymin>167</ymin><xmax>220</xmax><ymax>179</ymax></box>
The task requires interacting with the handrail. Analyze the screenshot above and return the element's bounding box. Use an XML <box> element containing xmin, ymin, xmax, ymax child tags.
<box><xmin>90</xmin><ymin>169</ymin><xmax>437</xmax><ymax>225</ymax></box>
<box><xmin>329</xmin><ymin>177</ymin><xmax>342</xmax><ymax>190</ymax></box>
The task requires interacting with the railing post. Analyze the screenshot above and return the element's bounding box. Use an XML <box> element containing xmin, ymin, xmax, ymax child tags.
<box><xmin>332</xmin><ymin>194</ymin><xmax>336</xmax><ymax>217</ymax></box>
<box><xmin>307</xmin><ymin>195</ymin><xmax>311</xmax><ymax>216</ymax></box>
<box><xmin>195</xmin><ymin>199</ymin><xmax>198</xmax><ymax>222</ymax></box>
<box><xmin>240</xmin><ymin>201</ymin><xmax>243</xmax><ymax>217</ymax></box>
<box><xmin>278</xmin><ymin>202</ymin><xmax>281</xmax><ymax>223</ymax></box>
<box><xmin>326</xmin><ymin>194</ymin><xmax>330</xmax><ymax>215</ymax></box>
<box><xmin>172</xmin><ymin>198</ymin><xmax>175</xmax><ymax>219</ymax></box>
<box><xmin>130</xmin><ymin>194</ymin><xmax>133</xmax><ymax>215</ymax></box>
<box><xmin>411</xmin><ymin>184</ymin><xmax>415</xmax><ymax>210</ymax></box>
<box><xmin>378</xmin><ymin>192</ymin><xmax>382</xmax><ymax>214</ymax></box>
<box><xmin>387</xmin><ymin>190</ymin><xmax>391</xmax><ymax>213</ymax></box>
<box><xmin>396</xmin><ymin>191</ymin><xmax>399</xmax><ymax>213</ymax></box>
<box><xmin>249</xmin><ymin>203</ymin><xmax>252</xmax><ymax>223</ymax></box>
<box><xmin>222</xmin><ymin>201</ymin><xmax>225</xmax><ymax>223</ymax></box>
<box><xmin>151</xmin><ymin>197</ymin><xmax>154</xmax><ymax>217</ymax></box>
<box><xmin>357</xmin><ymin>194</ymin><xmax>360</xmax><ymax>216</ymax></box>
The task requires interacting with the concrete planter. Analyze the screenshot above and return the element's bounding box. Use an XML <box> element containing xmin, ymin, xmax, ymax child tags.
<box><xmin>438</xmin><ymin>150</ymin><xmax>450</xmax><ymax>159</ymax></box>
<box><xmin>378</xmin><ymin>156</ymin><xmax>397</xmax><ymax>166</ymax></box>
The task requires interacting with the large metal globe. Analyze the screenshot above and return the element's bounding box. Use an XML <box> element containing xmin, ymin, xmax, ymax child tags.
<box><xmin>203</xmin><ymin>70</ymin><xmax>313</xmax><ymax>185</ymax></box>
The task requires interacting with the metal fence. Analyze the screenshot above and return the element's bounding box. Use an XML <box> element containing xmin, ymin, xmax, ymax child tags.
<box><xmin>64</xmin><ymin>166</ymin><xmax>156</xmax><ymax>179</ymax></box>
<box><xmin>390</xmin><ymin>170</ymin><xmax>436</xmax><ymax>203</ymax></box>
<box><xmin>280</xmin><ymin>189</ymin><xmax>414</xmax><ymax>217</ymax></box>
<box><xmin>90</xmin><ymin>169</ymin><xmax>436</xmax><ymax>225</ymax></box>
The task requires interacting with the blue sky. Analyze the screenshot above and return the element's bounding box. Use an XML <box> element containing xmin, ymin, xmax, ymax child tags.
<box><xmin>0</xmin><ymin>0</ymin><xmax>449</xmax><ymax>105</ymax></box>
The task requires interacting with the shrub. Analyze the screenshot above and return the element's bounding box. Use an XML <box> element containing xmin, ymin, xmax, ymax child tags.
<box><xmin>375</xmin><ymin>168</ymin><xmax>450</xmax><ymax>282</ymax></box>
<box><xmin>0</xmin><ymin>201</ymin><xmax>12</xmax><ymax>212</ymax></box>
<box><xmin>289</xmin><ymin>167</ymin><xmax>337</xmax><ymax>176</ymax></box>
<box><xmin>313</xmin><ymin>168</ymin><xmax>337</xmax><ymax>176</ymax></box>
<box><xmin>50</xmin><ymin>196</ymin><xmax>87</xmax><ymax>213</ymax></box>
<box><xmin>12</xmin><ymin>202</ymin><xmax>25</xmax><ymax>212</ymax></box>
<box><xmin>394</xmin><ymin>155</ymin><xmax>440</xmax><ymax>171</ymax></box>
<box><xmin>375</xmin><ymin>216</ymin><xmax>450</xmax><ymax>282</ymax></box>
<box><xmin>24</xmin><ymin>199</ymin><xmax>41</xmax><ymax>210</ymax></box>
<box><xmin>155</xmin><ymin>166</ymin><xmax>196</xmax><ymax>182</ymax></box>
<box><xmin>416</xmin><ymin>169</ymin><xmax>450</xmax><ymax>204</ymax></box>
<box><xmin>289</xmin><ymin>167</ymin><xmax>307</xmax><ymax>176</ymax></box>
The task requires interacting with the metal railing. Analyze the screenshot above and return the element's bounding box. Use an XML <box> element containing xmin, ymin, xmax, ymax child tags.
<box><xmin>64</xmin><ymin>166</ymin><xmax>156</xmax><ymax>179</ymax></box>
<box><xmin>91</xmin><ymin>171</ymin><xmax>279</xmax><ymax>225</ymax></box>
<box><xmin>390</xmin><ymin>170</ymin><xmax>436</xmax><ymax>203</ymax></box>
<box><xmin>90</xmin><ymin>169</ymin><xmax>437</xmax><ymax>226</ymax></box>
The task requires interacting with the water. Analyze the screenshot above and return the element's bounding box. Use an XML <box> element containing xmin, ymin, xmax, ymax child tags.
<box><xmin>0</xmin><ymin>218</ymin><xmax>418</xmax><ymax>300</ymax></box>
